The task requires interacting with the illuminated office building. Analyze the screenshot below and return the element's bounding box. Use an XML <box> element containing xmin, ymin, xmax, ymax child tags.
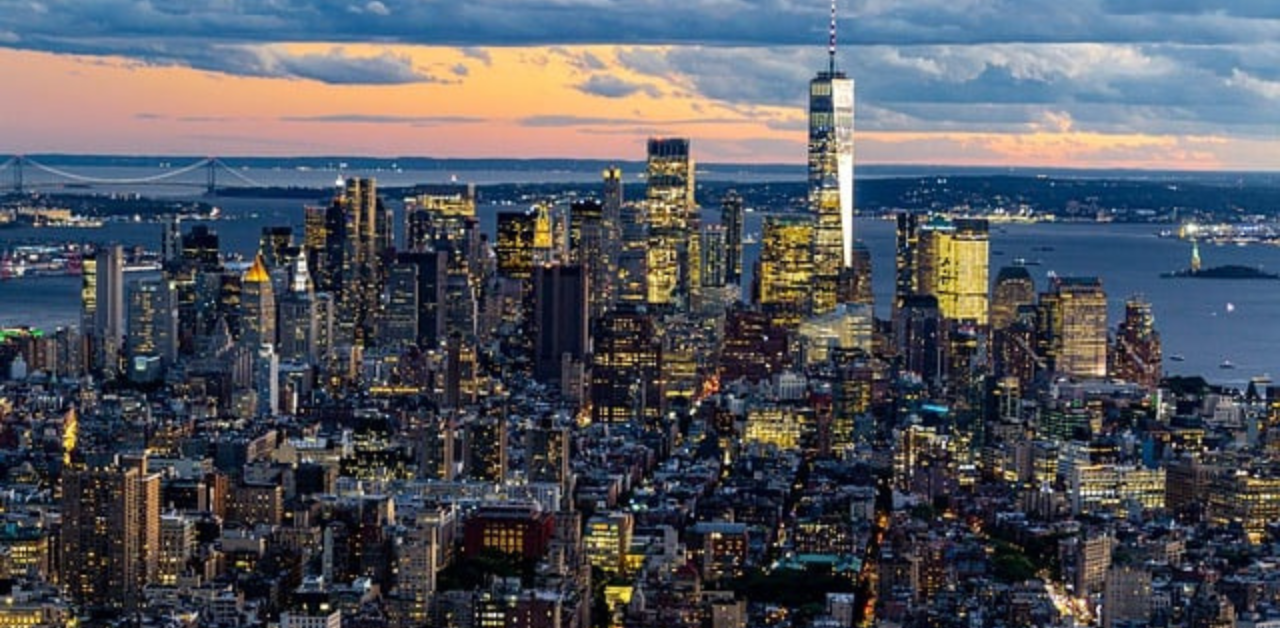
<box><xmin>383</xmin><ymin>260</ymin><xmax>421</xmax><ymax>349</ymax></box>
<box><xmin>569</xmin><ymin>199</ymin><xmax>612</xmax><ymax>320</ymax></box>
<box><xmin>278</xmin><ymin>256</ymin><xmax>321</xmax><ymax>363</ymax></box>
<box><xmin>894</xmin><ymin>213</ymin><xmax>920</xmax><ymax>316</ymax></box>
<box><xmin>600</xmin><ymin>167</ymin><xmax>625</xmax><ymax>312</ymax></box>
<box><xmin>323</xmin><ymin>177</ymin><xmax>389</xmax><ymax>347</ymax></box>
<box><xmin>915</xmin><ymin>217</ymin><xmax>990</xmax><ymax>325</ymax></box>
<box><xmin>240</xmin><ymin>252</ymin><xmax>276</xmax><ymax>351</ymax></box>
<box><xmin>496</xmin><ymin>210</ymin><xmax>536</xmax><ymax>280</ymax></box>
<box><xmin>180</xmin><ymin>225</ymin><xmax>221</xmax><ymax>272</ymax></box>
<box><xmin>1111</xmin><ymin>297</ymin><xmax>1161</xmax><ymax>390</ymax></box>
<box><xmin>465</xmin><ymin>414</ymin><xmax>507</xmax><ymax>482</ymax></box>
<box><xmin>259</xmin><ymin>226</ymin><xmax>295</xmax><ymax>268</ymax></box>
<box><xmin>991</xmin><ymin>265</ymin><xmax>1037</xmax><ymax>331</ymax></box>
<box><xmin>758</xmin><ymin>215</ymin><xmax>814</xmax><ymax>328</ymax></box>
<box><xmin>526</xmin><ymin>417</ymin><xmax>571</xmax><ymax>487</ymax></box>
<box><xmin>405</xmin><ymin>184</ymin><xmax>476</xmax><ymax>254</ymax></box>
<box><xmin>721</xmin><ymin>191</ymin><xmax>745</xmax><ymax>286</ymax></box>
<box><xmin>126</xmin><ymin>277</ymin><xmax>178</xmax><ymax>373</ymax></box>
<box><xmin>1039</xmin><ymin>276</ymin><xmax>1108</xmax><ymax>379</ymax></box>
<box><xmin>808</xmin><ymin>5</ymin><xmax>855</xmax><ymax>314</ymax></box>
<box><xmin>80</xmin><ymin>253</ymin><xmax>97</xmax><ymax>337</ymax></box>
<box><xmin>591</xmin><ymin>309</ymin><xmax>663</xmax><ymax>425</ymax></box>
<box><xmin>644</xmin><ymin>138</ymin><xmax>696</xmax><ymax>309</ymax></box>
<box><xmin>700</xmin><ymin>224</ymin><xmax>728</xmax><ymax>288</ymax></box>
<box><xmin>897</xmin><ymin>295</ymin><xmax>943</xmax><ymax>386</ymax></box>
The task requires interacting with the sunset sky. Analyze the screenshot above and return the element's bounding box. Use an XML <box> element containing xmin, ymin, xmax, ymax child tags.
<box><xmin>1</xmin><ymin>1</ymin><xmax>1278</xmax><ymax>169</ymax></box>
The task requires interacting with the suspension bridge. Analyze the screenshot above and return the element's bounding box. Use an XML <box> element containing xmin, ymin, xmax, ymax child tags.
<box><xmin>0</xmin><ymin>156</ymin><xmax>267</xmax><ymax>195</ymax></box>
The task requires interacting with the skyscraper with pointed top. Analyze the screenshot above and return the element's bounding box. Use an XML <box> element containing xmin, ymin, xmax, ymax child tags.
<box><xmin>809</xmin><ymin>0</ymin><xmax>856</xmax><ymax>315</ymax></box>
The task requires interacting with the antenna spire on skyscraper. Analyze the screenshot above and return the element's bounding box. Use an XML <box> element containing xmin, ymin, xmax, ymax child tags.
<box><xmin>828</xmin><ymin>0</ymin><xmax>838</xmax><ymax>74</ymax></box>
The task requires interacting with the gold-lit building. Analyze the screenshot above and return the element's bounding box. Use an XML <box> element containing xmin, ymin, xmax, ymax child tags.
<box><xmin>644</xmin><ymin>138</ymin><xmax>696</xmax><ymax>308</ymax></box>
<box><xmin>990</xmin><ymin>265</ymin><xmax>1037</xmax><ymax>331</ymax></box>
<box><xmin>496</xmin><ymin>210</ymin><xmax>536</xmax><ymax>280</ymax></box>
<box><xmin>584</xmin><ymin>512</ymin><xmax>634</xmax><ymax>575</ymax></box>
<box><xmin>744</xmin><ymin>405</ymin><xmax>811</xmax><ymax>450</ymax></box>
<box><xmin>915</xmin><ymin>217</ymin><xmax>989</xmax><ymax>325</ymax></box>
<box><xmin>1039</xmin><ymin>276</ymin><xmax>1108</xmax><ymax>379</ymax></box>
<box><xmin>1209</xmin><ymin>470</ymin><xmax>1280</xmax><ymax>544</ymax></box>
<box><xmin>758</xmin><ymin>215</ymin><xmax>814</xmax><ymax>328</ymax></box>
<box><xmin>405</xmin><ymin>184</ymin><xmax>477</xmax><ymax>253</ymax></box>
<box><xmin>240</xmin><ymin>253</ymin><xmax>276</xmax><ymax>349</ymax></box>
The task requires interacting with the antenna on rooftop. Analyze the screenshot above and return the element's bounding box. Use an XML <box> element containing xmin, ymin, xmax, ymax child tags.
<box><xmin>828</xmin><ymin>0</ymin><xmax>838</xmax><ymax>74</ymax></box>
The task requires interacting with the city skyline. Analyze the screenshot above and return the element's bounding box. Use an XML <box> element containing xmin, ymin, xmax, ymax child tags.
<box><xmin>1</xmin><ymin>1</ymin><xmax>1278</xmax><ymax>170</ymax></box>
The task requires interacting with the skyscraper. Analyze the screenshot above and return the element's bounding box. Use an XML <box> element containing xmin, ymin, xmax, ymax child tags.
<box><xmin>126</xmin><ymin>277</ymin><xmax>178</xmax><ymax>373</ymax></box>
<box><xmin>331</xmin><ymin>177</ymin><xmax>389</xmax><ymax>347</ymax></box>
<box><xmin>533</xmin><ymin>264</ymin><xmax>588</xmax><ymax>384</ymax></box>
<box><xmin>991</xmin><ymin>265</ymin><xmax>1038</xmax><ymax>331</ymax></box>
<box><xmin>591</xmin><ymin>309</ymin><xmax>663</xmax><ymax>425</ymax></box>
<box><xmin>720</xmin><ymin>191</ymin><xmax>745</xmax><ymax>286</ymax></box>
<box><xmin>61</xmin><ymin>455</ymin><xmax>161</xmax><ymax>613</ymax></box>
<box><xmin>759</xmin><ymin>215</ymin><xmax>815</xmax><ymax>328</ymax></box>
<box><xmin>1039</xmin><ymin>276</ymin><xmax>1108</xmax><ymax>379</ymax></box>
<box><xmin>915</xmin><ymin>217</ymin><xmax>990</xmax><ymax>325</ymax></box>
<box><xmin>644</xmin><ymin>138</ymin><xmax>696</xmax><ymax>309</ymax></box>
<box><xmin>278</xmin><ymin>257</ymin><xmax>320</xmax><ymax>363</ymax></box>
<box><xmin>809</xmin><ymin>2</ymin><xmax>855</xmax><ymax>314</ymax></box>
<box><xmin>94</xmin><ymin>245</ymin><xmax>125</xmax><ymax>377</ymax></box>
<box><xmin>383</xmin><ymin>260</ymin><xmax>420</xmax><ymax>349</ymax></box>
<box><xmin>894</xmin><ymin>212</ymin><xmax>920</xmax><ymax>317</ymax></box>
<box><xmin>404</xmin><ymin>184</ymin><xmax>476</xmax><ymax>254</ymax></box>
<box><xmin>240</xmin><ymin>252</ymin><xmax>276</xmax><ymax>351</ymax></box>
<box><xmin>1112</xmin><ymin>297</ymin><xmax>1161</xmax><ymax>389</ymax></box>
<box><xmin>496</xmin><ymin>210</ymin><xmax>536</xmax><ymax>280</ymax></box>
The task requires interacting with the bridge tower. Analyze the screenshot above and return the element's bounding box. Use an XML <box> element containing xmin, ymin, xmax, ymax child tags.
<box><xmin>12</xmin><ymin>156</ymin><xmax>23</xmax><ymax>194</ymax></box>
<box><xmin>206</xmin><ymin>158</ymin><xmax>218</xmax><ymax>196</ymax></box>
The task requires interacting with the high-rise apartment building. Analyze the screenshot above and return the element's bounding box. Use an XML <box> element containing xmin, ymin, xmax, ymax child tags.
<box><xmin>61</xmin><ymin>455</ymin><xmax>161</xmax><ymax>613</ymax></box>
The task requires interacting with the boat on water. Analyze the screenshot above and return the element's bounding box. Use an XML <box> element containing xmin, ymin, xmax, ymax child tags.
<box><xmin>1169</xmin><ymin>354</ymin><xmax>1186</xmax><ymax>362</ymax></box>
<box><xmin>1220</xmin><ymin>360</ymin><xmax>1236</xmax><ymax>369</ymax></box>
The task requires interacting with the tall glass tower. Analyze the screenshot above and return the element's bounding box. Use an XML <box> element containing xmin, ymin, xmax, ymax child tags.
<box><xmin>808</xmin><ymin>0</ymin><xmax>855</xmax><ymax>314</ymax></box>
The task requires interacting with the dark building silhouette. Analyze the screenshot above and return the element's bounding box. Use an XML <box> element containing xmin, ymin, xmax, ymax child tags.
<box><xmin>533</xmin><ymin>264</ymin><xmax>588</xmax><ymax>384</ymax></box>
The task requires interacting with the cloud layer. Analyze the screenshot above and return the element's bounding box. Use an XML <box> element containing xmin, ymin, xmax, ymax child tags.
<box><xmin>1</xmin><ymin>0</ymin><xmax>1277</xmax><ymax>164</ymax></box>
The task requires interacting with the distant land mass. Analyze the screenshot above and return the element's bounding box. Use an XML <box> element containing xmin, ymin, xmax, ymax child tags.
<box><xmin>6</xmin><ymin>155</ymin><xmax>1280</xmax><ymax>222</ymax></box>
<box><xmin>1161</xmin><ymin>264</ymin><xmax>1280</xmax><ymax>280</ymax></box>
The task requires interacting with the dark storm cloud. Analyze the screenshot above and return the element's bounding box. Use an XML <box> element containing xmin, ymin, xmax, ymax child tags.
<box><xmin>2</xmin><ymin>0</ymin><xmax>1279</xmax><ymax>136</ymax></box>
<box><xmin>575</xmin><ymin>75</ymin><xmax>661</xmax><ymax>98</ymax></box>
